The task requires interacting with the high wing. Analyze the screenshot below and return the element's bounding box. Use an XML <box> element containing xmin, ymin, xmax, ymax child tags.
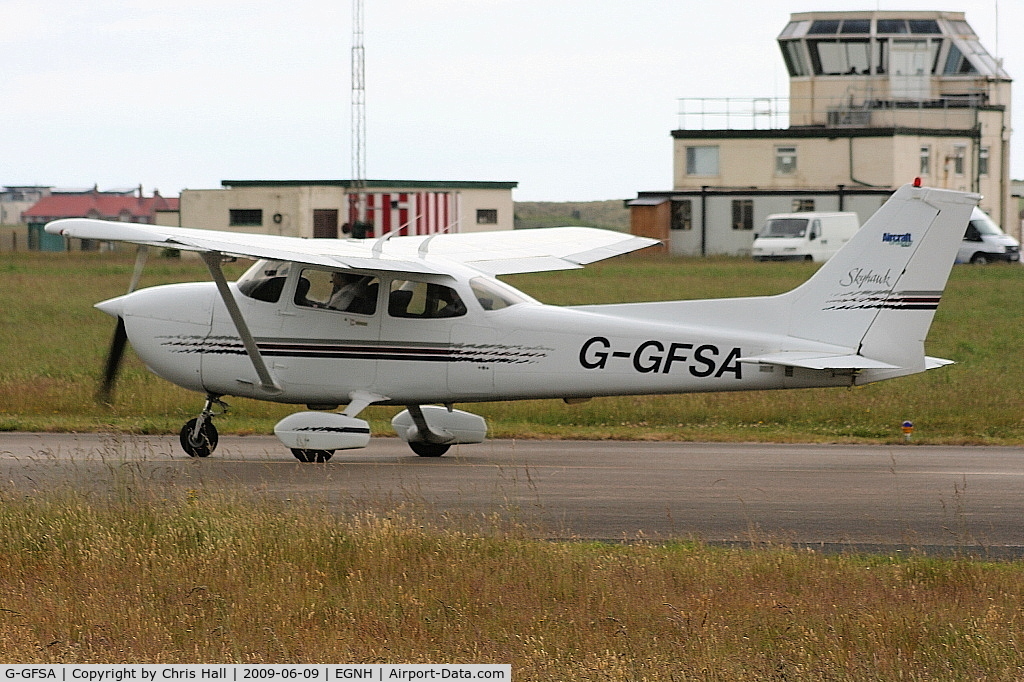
<box><xmin>45</xmin><ymin>219</ymin><xmax>659</xmax><ymax>275</ymax></box>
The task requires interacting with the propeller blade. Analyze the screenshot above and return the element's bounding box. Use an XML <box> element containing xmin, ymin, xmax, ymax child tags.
<box><xmin>97</xmin><ymin>317</ymin><xmax>128</xmax><ymax>405</ymax></box>
<box><xmin>97</xmin><ymin>245</ymin><xmax>148</xmax><ymax>404</ymax></box>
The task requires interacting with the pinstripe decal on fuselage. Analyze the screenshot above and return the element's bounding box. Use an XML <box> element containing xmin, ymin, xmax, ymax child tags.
<box><xmin>158</xmin><ymin>336</ymin><xmax>551</xmax><ymax>365</ymax></box>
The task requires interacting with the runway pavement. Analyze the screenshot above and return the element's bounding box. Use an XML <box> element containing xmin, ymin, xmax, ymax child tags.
<box><xmin>1</xmin><ymin>432</ymin><xmax>1022</xmax><ymax>554</ymax></box>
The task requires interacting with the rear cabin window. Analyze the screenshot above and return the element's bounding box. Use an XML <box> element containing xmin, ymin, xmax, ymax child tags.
<box><xmin>294</xmin><ymin>269</ymin><xmax>379</xmax><ymax>315</ymax></box>
<box><xmin>470</xmin><ymin>278</ymin><xmax>526</xmax><ymax>311</ymax></box>
<box><xmin>388</xmin><ymin>280</ymin><xmax>467</xmax><ymax>319</ymax></box>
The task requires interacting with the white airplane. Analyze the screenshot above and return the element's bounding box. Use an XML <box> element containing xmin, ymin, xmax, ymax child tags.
<box><xmin>46</xmin><ymin>181</ymin><xmax>977</xmax><ymax>462</ymax></box>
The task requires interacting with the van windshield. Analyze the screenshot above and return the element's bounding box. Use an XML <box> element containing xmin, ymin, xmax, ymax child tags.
<box><xmin>761</xmin><ymin>218</ymin><xmax>808</xmax><ymax>238</ymax></box>
<box><xmin>970</xmin><ymin>213</ymin><xmax>1003</xmax><ymax>236</ymax></box>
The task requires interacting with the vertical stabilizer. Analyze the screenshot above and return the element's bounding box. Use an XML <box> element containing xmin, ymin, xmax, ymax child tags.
<box><xmin>782</xmin><ymin>183</ymin><xmax>978</xmax><ymax>372</ymax></box>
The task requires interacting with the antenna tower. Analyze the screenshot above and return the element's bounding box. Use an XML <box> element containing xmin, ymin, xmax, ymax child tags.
<box><xmin>349</xmin><ymin>0</ymin><xmax>370</xmax><ymax>237</ymax></box>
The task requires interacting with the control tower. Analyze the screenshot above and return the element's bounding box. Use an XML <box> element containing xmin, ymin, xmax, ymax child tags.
<box><xmin>779</xmin><ymin>11</ymin><xmax>1010</xmax><ymax>130</ymax></box>
<box><xmin>640</xmin><ymin>11</ymin><xmax>1016</xmax><ymax>256</ymax></box>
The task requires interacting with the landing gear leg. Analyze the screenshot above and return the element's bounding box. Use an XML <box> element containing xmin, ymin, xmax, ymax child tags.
<box><xmin>179</xmin><ymin>395</ymin><xmax>227</xmax><ymax>458</ymax></box>
<box><xmin>405</xmin><ymin>404</ymin><xmax>452</xmax><ymax>457</ymax></box>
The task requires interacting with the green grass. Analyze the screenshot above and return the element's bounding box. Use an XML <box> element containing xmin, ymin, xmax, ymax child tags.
<box><xmin>2</xmin><ymin>250</ymin><xmax>1024</xmax><ymax>674</ymax></box>
<box><xmin>513</xmin><ymin>200</ymin><xmax>630</xmax><ymax>231</ymax></box>
<box><xmin>1</xmin><ymin>485</ymin><xmax>1024</xmax><ymax>676</ymax></box>
<box><xmin>1</xmin><ymin>250</ymin><xmax>1022</xmax><ymax>444</ymax></box>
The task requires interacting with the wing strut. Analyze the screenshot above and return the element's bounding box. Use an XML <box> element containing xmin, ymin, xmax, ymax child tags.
<box><xmin>201</xmin><ymin>252</ymin><xmax>282</xmax><ymax>395</ymax></box>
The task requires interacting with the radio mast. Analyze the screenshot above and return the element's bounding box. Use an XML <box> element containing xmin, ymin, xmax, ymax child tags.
<box><xmin>349</xmin><ymin>0</ymin><xmax>369</xmax><ymax>237</ymax></box>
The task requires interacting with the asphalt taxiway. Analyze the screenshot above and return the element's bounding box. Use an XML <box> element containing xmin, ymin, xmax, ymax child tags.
<box><xmin>1</xmin><ymin>433</ymin><xmax>1021</xmax><ymax>554</ymax></box>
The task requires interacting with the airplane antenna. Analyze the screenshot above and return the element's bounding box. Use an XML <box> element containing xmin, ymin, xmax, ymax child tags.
<box><xmin>372</xmin><ymin>212</ymin><xmax>424</xmax><ymax>256</ymax></box>
<box><xmin>348</xmin><ymin>0</ymin><xmax>370</xmax><ymax>238</ymax></box>
<box><xmin>416</xmin><ymin>219</ymin><xmax>459</xmax><ymax>258</ymax></box>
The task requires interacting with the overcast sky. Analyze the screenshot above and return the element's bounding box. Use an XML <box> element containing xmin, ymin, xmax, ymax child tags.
<box><xmin>3</xmin><ymin>0</ymin><xmax>1020</xmax><ymax>201</ymax></box>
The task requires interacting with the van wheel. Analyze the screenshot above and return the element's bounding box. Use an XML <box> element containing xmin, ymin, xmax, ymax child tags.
<box><xmin>970</xmin><ymin>253</ymin><xmax>989</xmax><ymax>264</ymax></box>
<box><xmin>805</xmin><ymin>255</ymin><xmax>814</xmax><ymax>262</ymax></box>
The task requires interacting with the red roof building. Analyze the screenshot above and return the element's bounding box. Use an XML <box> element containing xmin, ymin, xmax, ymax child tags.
<box><xmin>23</xmin><ymin>189</ymin><xmax>179</xmax><ymax>225</ymax></box>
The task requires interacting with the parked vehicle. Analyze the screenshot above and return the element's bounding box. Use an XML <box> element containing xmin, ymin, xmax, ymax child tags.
<box><xmin>751</xmin><ymin>212</ymin><xmax>860</xmax><ymax>262</ymax></box>
<box><xmin>956</xmin><ymin>208</ymin><xmax>1020</xmax><ymax>264</ymax></box>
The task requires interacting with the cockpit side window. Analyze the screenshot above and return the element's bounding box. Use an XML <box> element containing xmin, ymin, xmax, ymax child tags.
<box><xmin>294</xmin><ymin>269</ymin><xmax>379</xmax><ymax>315</ymax></box>
<box><xmin>388</xmin><ymin>280</ymin><xmax>467</xmax><ymax>319</ymax></box>
<box><xmin>237</xmin><ymin>260</ymin><xmax>292</xmax><ymax>303</ymax></box>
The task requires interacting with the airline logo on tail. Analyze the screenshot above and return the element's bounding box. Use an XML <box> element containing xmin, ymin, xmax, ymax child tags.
<box><xmin>882</xmin><ymin>232</ymin><xmax>914</xmax><ymax>246</ymax></box>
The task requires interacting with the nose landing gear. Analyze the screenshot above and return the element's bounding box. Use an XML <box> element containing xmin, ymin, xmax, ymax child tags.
<box><xmin>179</xmin><ymin>395</ymin><xmax>228</xmax><ymax>458</ymax></box>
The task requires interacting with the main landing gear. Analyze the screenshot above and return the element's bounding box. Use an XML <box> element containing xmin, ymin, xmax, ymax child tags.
<box><xmin>290</xmin><ymin>448</ymin><xmax>334</xmax><ymax>462</ymax></box>
<box><xmin>179</xmin><ymin>395</ymin><xmax>227</xmax><ymax>458</ymax></box>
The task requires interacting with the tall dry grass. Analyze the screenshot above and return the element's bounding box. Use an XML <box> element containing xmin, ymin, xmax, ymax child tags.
<box><xmin>1</xmin><ymin>482</ymin><xmax>1023</xmax><ymax>677</ymax></box>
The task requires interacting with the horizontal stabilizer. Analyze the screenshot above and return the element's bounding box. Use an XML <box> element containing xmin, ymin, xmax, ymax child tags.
<box><xmin>737</xmin><ymin>351</ymin><xmax>901</xmax><ymax>370</ymax></box>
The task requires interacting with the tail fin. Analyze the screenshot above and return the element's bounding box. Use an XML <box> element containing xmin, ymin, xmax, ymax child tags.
<box><xmin>781</xmin><ymin>183</ymin><xmax>978</xmax><ymax>377</ymax></box>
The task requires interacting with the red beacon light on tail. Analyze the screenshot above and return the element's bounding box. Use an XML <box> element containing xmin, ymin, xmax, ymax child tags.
<box><xmin>913</xmin><ymin>177</ymin><xmax>922</xmax><ymax>187</ymax></box>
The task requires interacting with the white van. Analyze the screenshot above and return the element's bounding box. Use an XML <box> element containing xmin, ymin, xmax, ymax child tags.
<box><xmin>956</xmin><ymin>208</ymin><xmax>1020</xmax><ymax>264</ymax></box>
<box><xmin>751</xmin><ymin>212</ymin><xmax>860</xmax><ymax>262</ymax></box>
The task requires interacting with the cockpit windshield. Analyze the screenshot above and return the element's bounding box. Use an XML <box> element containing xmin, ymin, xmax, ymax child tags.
<box><xmin>236</xmin><ymin>260</ymin><xmax>293</xmax><ymax>303</ymax></box>
<box><xmin>761</xmin><ymin>218</ymin><xmax>808</xmax><ymax>238</ymax></box>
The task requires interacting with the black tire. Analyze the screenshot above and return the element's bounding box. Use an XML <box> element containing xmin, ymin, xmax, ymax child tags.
<box><xmin>179</xmin><ymin>418</ymin><xmax>218</xmax><ymax>458</ymax></box>
<box><xmin>409</xmin><ymin>441</ymin><xmax>450</xmax><ymax>457</ymax></box>
<box><xmin>291</xmin><ymin>449</ymin><xmax>333</xmax><ymax>463</ymax></box>
<box><xmin>970</xmin><ymin>253</ymin><xmax>989</xmax><ymax>264</ymax></box>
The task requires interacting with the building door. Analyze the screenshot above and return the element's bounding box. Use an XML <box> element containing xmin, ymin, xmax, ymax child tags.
<box><xmin>313</xmin><ymin>209</ymin><xmax>339</xmax><ymax>238</ymax></box>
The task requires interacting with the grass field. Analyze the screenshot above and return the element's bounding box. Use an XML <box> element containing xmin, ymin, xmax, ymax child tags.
<box><xmin>1</xmin><ymin>249</ymin><xmax>1021</xmax><ymax>444</ymax></box>
<box><xmin>1</xmin><ymin>484</ymin><xmax>1024</xmax><ymax>676</ymax></box>
<box><xmin>2</xmin><ymin>250</ymin><xmax>1024</xmax><ymax>674</ymax></box>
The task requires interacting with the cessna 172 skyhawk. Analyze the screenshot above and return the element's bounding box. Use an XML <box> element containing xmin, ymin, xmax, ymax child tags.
<box><xmin>46</xmin><ymin>181</ymin><xmax>977</xmax><ymax>461</ymax></box>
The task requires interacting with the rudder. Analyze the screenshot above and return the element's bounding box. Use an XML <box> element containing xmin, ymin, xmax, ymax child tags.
<box><xmin>781</xmin><ymin>183</ymin><xmax>979</xmax><ymax>371</ymax></box>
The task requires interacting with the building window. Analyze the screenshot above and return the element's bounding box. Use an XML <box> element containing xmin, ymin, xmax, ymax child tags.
<box><xmin>775</xmin><ymin>146</ymin><xmax>797</xmax><ymax>175</ymax></box>
<box><xmin>808</xmin><ymin>39</ymin><xmax>870</xmax><ymax>76</ymax></box>
<box><xmin>686</xmin><ymin>146</ymin><xmax>719</xmax><ymax>176</ymax></box>
<box><xmin>979</xmin><ymin>147</ymin><xmax>989</xmax><ymax>176</ymax></box>
<box><xmin>732</xmin><ymin>200</ymin><xmax>754</xmax><ymax>230</ymax></box>
<box><xmin>792</xmin><ymin>199</ymin><xmax>815</xmax><ymax>212</ymax></box>
<box><xmin>780</xmin><ymin>40</ymin><xmax>809</xmax><ymax>77</ymax></box>
<box><xmin>229</xmin><ymin>209</ymin><xmax>263</xmax><ymax>226</ymax></box>
<box><xmin>919</xmin><ymin>146</ymin><xmax>931</xmax><ymax>175</ymax></box>
<box><xmin>952</xmin><ymin>146</ymin><xmax>966</xmax><ymax>175</ymax></box>
<box><xmin>476</xmin><ymin>209</ymin><xmax>498</xmax><ymax>225</ymax></box>
<box><xmin>670</xmin><ymin>200</ymin><xmax>692</xmax><ymax>230</ymax></box>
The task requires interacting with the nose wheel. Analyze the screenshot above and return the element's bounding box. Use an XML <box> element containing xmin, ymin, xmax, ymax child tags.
<box><xmin>179</xmin><ymin>395</ymin><xmax>226</xmax><ymax>458</ymax></box>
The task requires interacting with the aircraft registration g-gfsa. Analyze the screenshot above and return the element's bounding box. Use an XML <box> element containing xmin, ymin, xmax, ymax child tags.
<box><xmin>46</xmin><ymin>181</ymin><xmax>978</xmax><ymax>462</ymax></box>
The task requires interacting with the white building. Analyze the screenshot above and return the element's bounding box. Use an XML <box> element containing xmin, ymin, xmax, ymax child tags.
<box><xmin>179</xmin><ymin>179</ymin><xmax>518</xmax><ymax>238</ymax></box>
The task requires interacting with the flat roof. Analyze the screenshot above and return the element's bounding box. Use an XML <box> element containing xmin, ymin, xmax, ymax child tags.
<box><xmin>221</xmin><ymin>179</ymin><xmax>518</xmax><ymax>191</ymax></box>
<box><xmin>671</xmin><ymin>126</ymin><xmax>985</xmax><ymax>140</ymax></box>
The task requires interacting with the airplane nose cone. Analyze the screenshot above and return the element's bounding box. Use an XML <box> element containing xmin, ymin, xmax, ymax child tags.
<box><xmin>95</xmin><ymin>295</ymin><xmax>127</xmax><ymax>318</ymax></box>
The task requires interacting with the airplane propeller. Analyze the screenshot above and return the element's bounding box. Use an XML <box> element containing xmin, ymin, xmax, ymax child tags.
<box><xmin>97</xmin><ymin>245</ymin><xmax>149</xmax><ymax>405</ymax></box>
